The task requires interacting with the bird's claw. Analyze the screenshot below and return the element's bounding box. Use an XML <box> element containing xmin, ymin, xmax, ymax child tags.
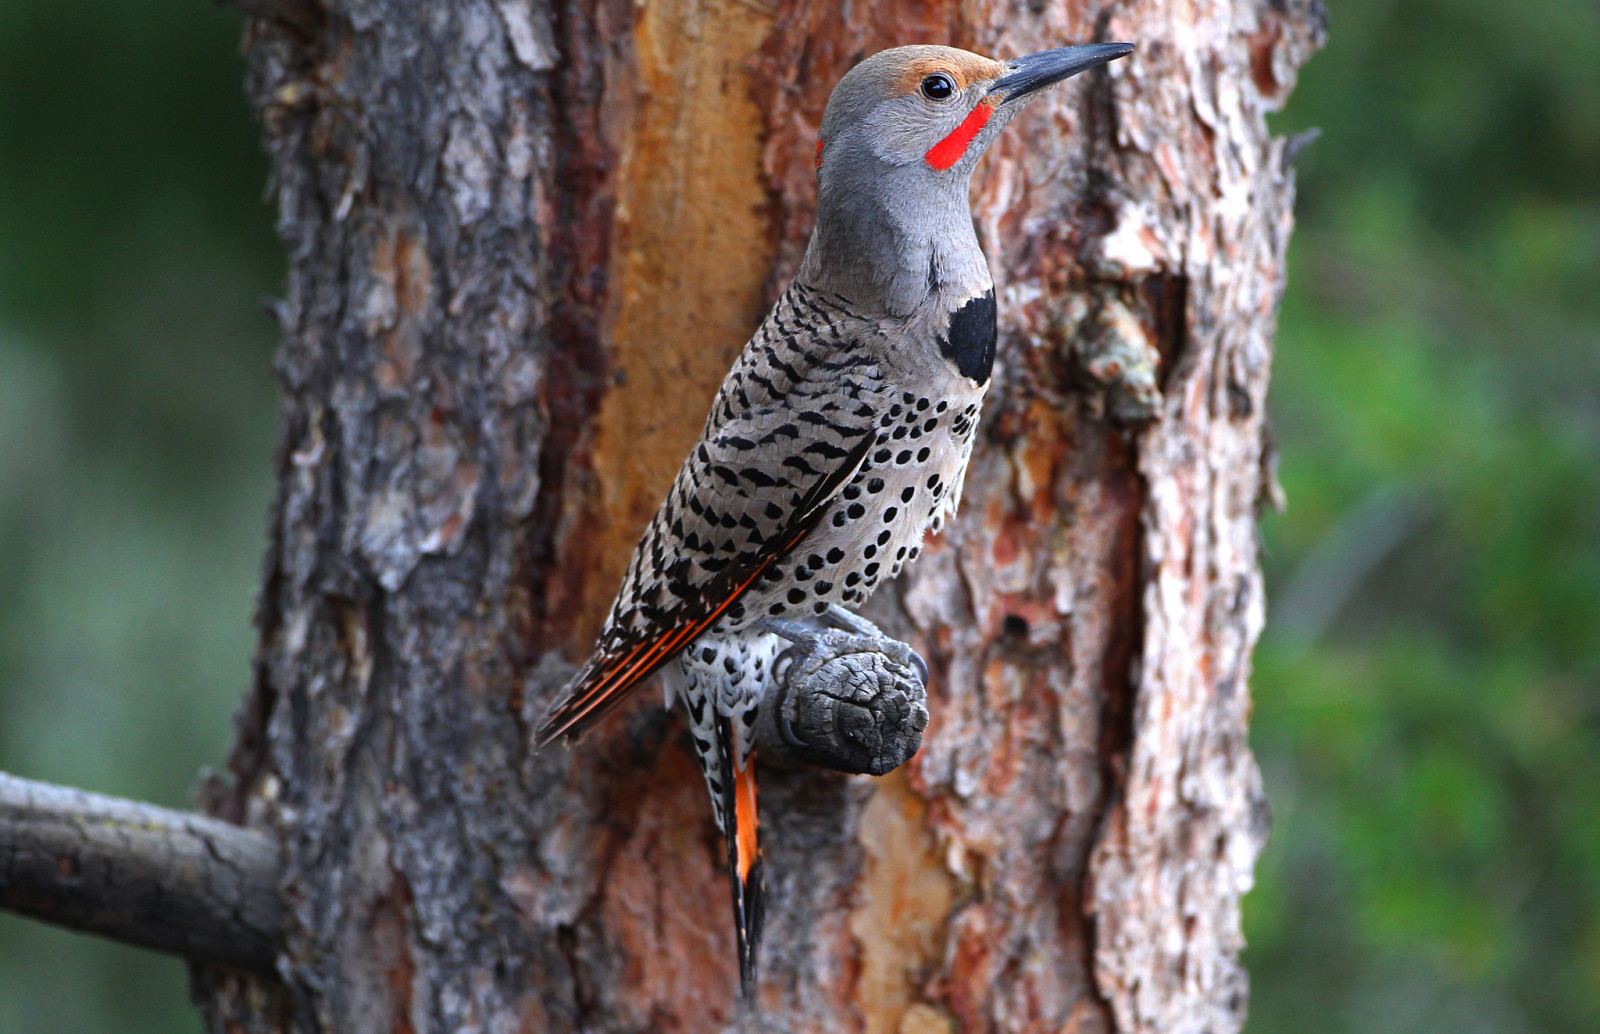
<box><xmin>760</xmin><ymin>608</ymin><xmax>927</xmax><ymax>686</ymax></box>
<box><xmin>754</xmin><ymin>616</ymin><xmax>814</xmax><ymax>644</ymax></box>
<box><xmin>750</xmin><ymin>606</ymin><xmax>930</xmax><ymax>777</ymax></box>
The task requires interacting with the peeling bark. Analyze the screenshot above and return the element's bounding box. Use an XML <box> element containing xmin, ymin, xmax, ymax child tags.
<box><xmin>194</xmin><ymin>0</ymin><xmax>1324</xmax><ymax>1031</ymax></box>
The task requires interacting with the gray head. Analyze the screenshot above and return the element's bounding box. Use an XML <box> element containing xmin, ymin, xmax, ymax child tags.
<box><xmin>801</xmin><ymin>42</ymin><xmax>1134</xmax><ymax>316</ymax></box>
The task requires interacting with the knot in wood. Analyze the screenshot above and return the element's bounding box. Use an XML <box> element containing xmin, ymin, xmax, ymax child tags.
<box><xmin>765</xmin><ymin>626</ymin><xmax>929</xmax><ymax>777</ymax></box>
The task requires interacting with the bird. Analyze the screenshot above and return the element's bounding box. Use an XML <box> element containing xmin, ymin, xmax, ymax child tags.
<box><xmin>535</xmin><ymin>40</ymin><xmax>1135</xmax><ymax>993</ymax></box>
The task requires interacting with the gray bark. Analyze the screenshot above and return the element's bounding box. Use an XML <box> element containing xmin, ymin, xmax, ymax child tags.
<box><xmin>194</xmin><ymin>0</ymin><xmax>1325</xmax><ymax>1031</ymax></box>
<box><xmin>0</xmin><ymin>628</ymin><xmax>917</xmax><ymax>972</ymax></box>
<box><xmin>754</xmin><ymin>609</ymin><xmax>931</xmax><ymax>776</ymax></box>
<box><xmin>0</xmin><ymin>772</ymin><xmax>281</xmax><ymax>974</ymax></box>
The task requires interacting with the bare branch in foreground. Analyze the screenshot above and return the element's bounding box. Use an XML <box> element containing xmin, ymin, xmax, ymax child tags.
<box><xmin>0</xmin><ymin>771</ymin><xmax>282</xmax><ymax>975</ymax></box>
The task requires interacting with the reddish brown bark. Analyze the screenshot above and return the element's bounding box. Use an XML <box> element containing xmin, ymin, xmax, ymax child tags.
<box><xmin>185</xmin><ymin>0</ymin><xmax>1326</xmax><ymax>1031</ymax></box>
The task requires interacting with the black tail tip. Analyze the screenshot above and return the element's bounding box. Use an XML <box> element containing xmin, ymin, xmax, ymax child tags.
<box><xmin>734</xmin><ymin>858</ymin><xmax>766</xmax><ymax>998</ymax></box>
<box><xmin>529</xmin><ymin>722</ymin><xmax>565</xmax><ymax>752</ymax></box>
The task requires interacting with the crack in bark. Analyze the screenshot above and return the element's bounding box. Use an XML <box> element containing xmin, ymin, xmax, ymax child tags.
<box><xmin>160</xmin><ymin>1</ymin><xmax>1320</xmax><ymax>1028</ymax></box>
<box><xmin>0</xmin><ymin>772</ymin><xmax>284</xmax><ymax>976</ymax></box>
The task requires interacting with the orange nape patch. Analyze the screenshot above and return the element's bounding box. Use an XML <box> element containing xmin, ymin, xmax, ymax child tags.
<box><xmin>925</xmin><ymin>100</ymin><xmax>996</xmax><ymax>171</ymax></box>
<box><xmin>890</xmin><ymin>51</ymin><xmax>1005</xmax><ymax>96</ymax></box>
<box><xmin>735</xmin><ymin>760</ymin><xmax>759</xmax><ymax>881</ymax></box>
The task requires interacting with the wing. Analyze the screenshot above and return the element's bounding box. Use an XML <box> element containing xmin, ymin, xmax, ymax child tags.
<box><xmin>534</xmin><ymin>422</ymin><xmax>872</xmax><ymax>746</ymax></box>
<box><xmin>535</xmin><ymin>292</ymin><xmax>882</xmax><ymax>747</ymax></box>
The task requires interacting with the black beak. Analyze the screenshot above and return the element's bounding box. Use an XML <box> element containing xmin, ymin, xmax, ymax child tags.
<box><xmin>991</xmin><ymin>42</ymin><xmax>1135</xmax><ymax>103</ymax></box>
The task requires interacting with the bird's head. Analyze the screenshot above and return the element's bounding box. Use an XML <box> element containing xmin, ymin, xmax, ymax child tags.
<box><xmin>815</xmin><ymin>42</ymin><xmax>1134</xmax><ymax>183</ymax></box>
<box><xmin>802</xmin><ymin>42</ymin><xmax>1133</xmax><ymax>315</ymax></box>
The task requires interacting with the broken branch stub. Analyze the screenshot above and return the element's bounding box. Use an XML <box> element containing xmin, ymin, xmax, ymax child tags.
<box><xmin>756</xmin><ymin>613</ymin><xmax>930</xmax><ymax>776</ymax></box>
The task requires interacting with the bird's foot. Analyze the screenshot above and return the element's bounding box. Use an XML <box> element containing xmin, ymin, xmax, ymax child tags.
<box><xmin>753</xmin><ymin>611</ymin><xmax>929</xmax><ymax>776</ymax></box>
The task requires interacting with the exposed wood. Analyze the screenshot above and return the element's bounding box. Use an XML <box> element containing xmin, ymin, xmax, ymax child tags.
<box><xmin>0</xmin><ymin>772</ymin><xmax>282</xmax><ymax>975</ymax></box>
<box><xmin>0</xmin><ymin>619</ymin><xmax>914</xmax><ymax>975</ymax></box>
<box><xmin>191</xmin><ymin>0</ymin><xmax>1325</xmax><ymax>1031</ymax></box>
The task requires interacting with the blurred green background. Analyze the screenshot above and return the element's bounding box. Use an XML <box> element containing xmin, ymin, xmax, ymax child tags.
<box><xmin>1246</xmin><ymin>1</ymin><xmax>1600</xmax><ymax>1032</ymax></box>
<box><xmin>0</xmin><ymin>1</ymin><xmax>1595</xmax><ymax>1031</ymax></box>
<box><xmin>0</xmin><ymin>1</ymin><xmax>278</xmax><ymax>1030</ymax></box>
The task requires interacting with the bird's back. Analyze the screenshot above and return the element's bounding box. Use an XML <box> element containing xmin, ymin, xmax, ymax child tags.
<box><xmin>537</xmin><ymin>274</ymin><xmax>987</xmax><ymax>743</ymax></box>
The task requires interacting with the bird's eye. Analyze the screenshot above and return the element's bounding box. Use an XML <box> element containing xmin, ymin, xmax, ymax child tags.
<box><xmin>920</xmin><ymin>73</ymin><xmax>955</xmax><ymax>101</ymax></box>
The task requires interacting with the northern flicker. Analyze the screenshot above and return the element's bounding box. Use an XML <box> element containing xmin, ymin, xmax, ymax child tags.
<box><xmin>536</xmin><ymin>40</ymin><xmax>1134</xmax><ymax>991</ymax></box>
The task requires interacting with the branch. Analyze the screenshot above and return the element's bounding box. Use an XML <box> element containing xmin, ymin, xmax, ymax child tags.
<box><xmin>755</xmin><ymin>606</ymin><xmax>930</xmax><ymax>776</ymax></box>
<box><xmin>0</xmin><ymin>771</ymin><xmax>283</xmax><ymax>975</ymax></box>
<box><xmin>528</xmin><ymin>606</ymin><xmax>930</xmax><ymax>777</ymax></box>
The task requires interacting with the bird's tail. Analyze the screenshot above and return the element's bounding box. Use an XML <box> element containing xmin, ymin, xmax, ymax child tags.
<box><xmin>715</xmin><ymin>713</ymin><xmax>764</xmax><ymax>995</ymax></box>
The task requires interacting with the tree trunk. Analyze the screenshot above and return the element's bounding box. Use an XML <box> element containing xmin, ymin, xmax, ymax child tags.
<box><xmin>193</xmin><ymin>0</ymin><xmax>1325</xmax><ymax>1031</ymax></box>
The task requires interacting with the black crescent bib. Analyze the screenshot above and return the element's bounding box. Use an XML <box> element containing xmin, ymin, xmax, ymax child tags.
<box><xmin>938</xmin><ymin>290</ymin><xmax>997</xmax><ymax>384</ymax></box>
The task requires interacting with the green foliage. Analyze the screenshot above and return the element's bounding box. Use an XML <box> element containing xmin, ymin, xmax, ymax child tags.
<box><xmin>1245</xmin><ymin>0</ymin><xmax>1600</xmax><ymax>1030</ymax></box>
<box><xmin>0</xmin><ymin>1</ymin><xmax>279</xmax><ymax>1031</ymax></box>
<box><xmin>0</xmin><ymin>0</ymin><xmax>1594</xmax><ymax>1029</ymax></box>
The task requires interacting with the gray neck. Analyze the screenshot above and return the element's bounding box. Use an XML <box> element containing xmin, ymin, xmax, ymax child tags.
<box><xmin>798</xmin><ymin>152</ymin><xmax>992</xmax><ymax>319</ymax></box>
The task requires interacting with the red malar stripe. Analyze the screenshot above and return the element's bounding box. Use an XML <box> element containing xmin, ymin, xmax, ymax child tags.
<box><xmin>924</xmin><ymin>102</ymin><xmax>994</xmax><ymax>171</ymax></box>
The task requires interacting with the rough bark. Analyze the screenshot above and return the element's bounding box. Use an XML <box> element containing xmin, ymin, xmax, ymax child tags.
<box><xmin>0</xmin><ymin>773</ymin><xmax>282</xmax><ymax>975</ymax></box>
<box><xmin>753</xmin><ymin>608</ymin><xmax>931</xmax><ymax>777</ymax></box>
<box><xmin>192</xmin><ymin>1</ymin><xmax>1324</xmax><ymax>1032</ymax></box>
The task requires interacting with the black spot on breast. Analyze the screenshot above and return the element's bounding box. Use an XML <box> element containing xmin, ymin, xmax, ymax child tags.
<box><xmin>938</xmin><ymin>290</ymin><xmax>997</xmax><ymax>383</ymax></box>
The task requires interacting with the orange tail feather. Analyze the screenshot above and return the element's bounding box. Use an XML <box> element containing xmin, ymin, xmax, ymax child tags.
<box><xmin>717</xmin><ymin>715</ymin><xmax>764</xmax><ymax>995</ymax></box>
